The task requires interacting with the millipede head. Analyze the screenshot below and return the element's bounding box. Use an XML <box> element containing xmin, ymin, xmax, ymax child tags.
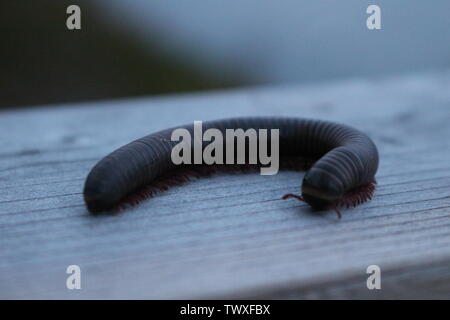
<box><xmin>282</xmin><ymin>175</ymin><xmax>376</xmax><ymax>219</ymax></box>
<box><xmin>300</xmin><ymin>170</ymin><xmax>343</xmax><ymax>210</ymax></box>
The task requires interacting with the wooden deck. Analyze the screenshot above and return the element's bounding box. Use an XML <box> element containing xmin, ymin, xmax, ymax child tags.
<box><xmin>1</xmin><ymin>70</ymin><xmax>450</xmax><ymax>299</ymax></box>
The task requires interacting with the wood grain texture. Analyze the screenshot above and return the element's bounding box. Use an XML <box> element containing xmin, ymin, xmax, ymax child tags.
<box><xmin>1</xmin><ymin>70</ymin><xmax>449</xmax><ymax>299</ymax></box>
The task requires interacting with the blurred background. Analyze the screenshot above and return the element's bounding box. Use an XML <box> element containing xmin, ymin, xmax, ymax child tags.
<box><xmin>1</xmin><ymin>0</ymin><xmax>449</xmax><ymax>109</ymax></box>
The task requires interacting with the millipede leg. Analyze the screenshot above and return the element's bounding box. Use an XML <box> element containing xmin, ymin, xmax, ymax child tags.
<box><xmin>281</xmin><ymin>193</ymin><xmax>304</xmax><ymax>202</ymax></box>
<box><xmin>333</xmin><ymin>207</ymin><xmax>342</xmax><ymax>219</ymax></box>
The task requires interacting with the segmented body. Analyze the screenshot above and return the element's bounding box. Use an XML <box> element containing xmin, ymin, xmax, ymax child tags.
<box><xmin>84</xmin><ymin>117</ymin><xmax>379</xmax><ymax>214</ymax></box>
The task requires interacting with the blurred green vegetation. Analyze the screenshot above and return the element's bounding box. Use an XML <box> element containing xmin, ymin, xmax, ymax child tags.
<box><xmin>0</xmin><ymin>1</ymin><xmax>241</xmax><ymax>108</ymax></box>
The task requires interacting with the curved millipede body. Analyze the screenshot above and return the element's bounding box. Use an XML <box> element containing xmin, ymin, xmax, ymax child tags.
<box><xmin>84</xmin><ymin>117</ymin><xmax>379</xmax><ymax>216</ymax></box>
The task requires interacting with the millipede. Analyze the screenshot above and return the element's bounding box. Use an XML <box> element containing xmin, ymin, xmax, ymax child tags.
<box><xmin>83</xmin><ymin>117</ymin><xmax>379</xmax><ymax>218</ymax></box>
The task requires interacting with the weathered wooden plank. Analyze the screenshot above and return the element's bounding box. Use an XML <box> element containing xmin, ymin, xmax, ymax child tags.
<box><xmin>0</xmin><ymin>70</ymin><xmax>449</xmax><ymax>299</ymax></box>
